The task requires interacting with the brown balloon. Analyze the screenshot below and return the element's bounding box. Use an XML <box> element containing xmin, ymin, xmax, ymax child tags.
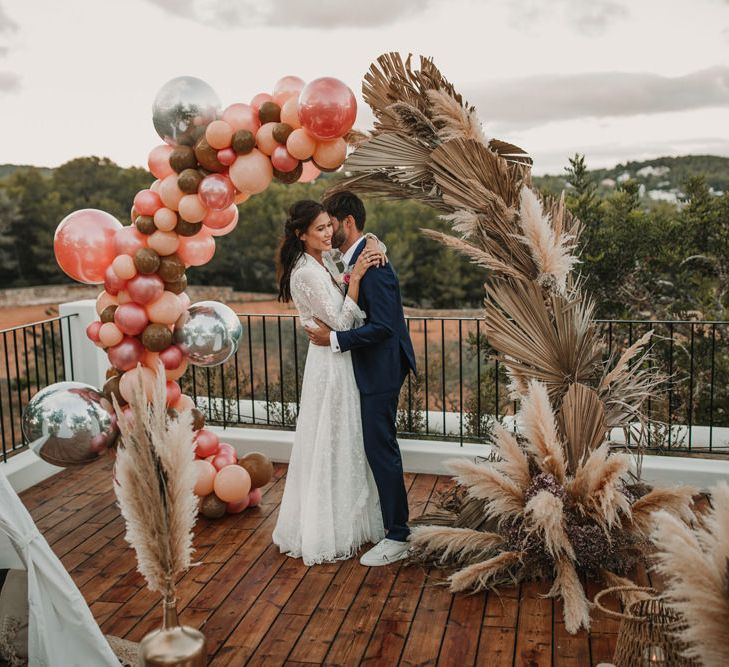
<box><xmin>273</xmin><ymin>162</ymin><xmax>303</xmax><ymax>185</ymax></box>
<box><xmin>177</xmin><ymin>169</ymin><xmax>203</xmax><ymax>194</ymax></box>
<box><xmin>169</xmin><ymin>145</ymin><xmax>198</xmax><ymax>173</ymax></box>
<box><xmin>158</xmin><ymin>254</ymin><xmax>185</xmax><ymax>282</ymax></box>
<box><xmin>134</xmin><ymin>248</ymin><xmax>161</xmax><ymax>275</ymax></box>
<box><xmin>194</xmin><ymin>136</ymin><xmax>226</xmax><ymax>173</ymax></box>
<box><xmin>199</xmin><ymin>493</ymin><xmax>227</xmax><ymax>519</ymax></box>
<box><xmin>164</xmin><ymin>274</ymin><xmax>188</xmax><ymax>295</ymax></box>
<box><xmin>272</xmin><ymin>122</ymin><xmax>293</xmax><ymax>144</ymax></box>
<box><xmin>135</xmin><ymin>215</ymin><xmax>156</xmax><ymax>235</ymax></box>
<box><xmin>103</xmin><ymin>375</ymin><xmax>126</xmax><ymax>406</ymax></box>
<box><xmin>100</xmin><ymin>305</ymin><xmax>117</xmax><ymax>324</ymax></box>
<box><xmin>238</xmin><ymin>452</ymin><xmax>274</xmax><ymax>488</ymax></box>
<box><xmin>105</xmin><ymin>366</ymin><xmax>120</xmax><ymax>379</ymax></box>
<box><xmin>312</xmin><ymin>160</ymin><xmax>341</xmax><ymax>174</ymax></box>
<box><xmin>258</xmin><ymin>101</ymin><xmax>281</xmax><ymax>124</ymax></box>
<box><xmin>191</xmin><ymin>407</ymin><xmax>205</xmax><ymax>431</ymax></box>
<box><xmin>142</xmin><ymin>323</ymin><xmax>173</xmax><ymax>352</ymax></box>
<box><xmin>175</xmin><ymin>218</ymin><xmax>203</xmax><ymax>236</ymax></box>
<box><xmin>231</xmin><ymin>130</ymin><xmax>255</xmax><ymax>155</ymax></box>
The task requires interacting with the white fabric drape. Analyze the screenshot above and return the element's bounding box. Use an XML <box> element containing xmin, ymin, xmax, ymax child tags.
<box><xmin>0</xmin><ymin>469</ymin><xmax>118</xmax><ymax>666</ymax></box>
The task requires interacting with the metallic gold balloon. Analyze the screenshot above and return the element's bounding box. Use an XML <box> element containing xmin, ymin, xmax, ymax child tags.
<box><xmin>153</xmin><ymin>76</ymin><xmax>221</xmax><ymax>147</ymax></box>
<box><xmin>21</xmin><ymin>381</ymin><xmax>118</xmax><ymax>467</ymax></box>
<box><xmin>174</xmin><ymin>301</ymin><xmax>242</xmax><ymax>367</ymax></box>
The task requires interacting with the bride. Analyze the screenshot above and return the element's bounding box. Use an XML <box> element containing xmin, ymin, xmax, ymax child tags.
<box><xmin>271</xmin><ymin>199</ymin><xmax>386</xmax><ymax>565</ymax></box>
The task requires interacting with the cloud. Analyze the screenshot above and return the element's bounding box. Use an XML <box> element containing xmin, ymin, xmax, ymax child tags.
<box><xmin>506</xmin><ymin>0</ymin><xmax>628</xmax><ymax>36</ymax></box>
<box><xmin>143</xmin><ymin>0</ymin><xmax>430</xmax><ymax>28</ymax></box>
<box><xmin>0</xmin><ymin>71</ymin><xmax>20</xmax><ymax>92</ymax></box>
<box><xmin>467</xmin><ymin>67</ymin><xmax>729</xmax><ymax>130</ymax></box>
<box><xmin>0</xmin><ymin>3</ymin><xmax>18</xmax><ymax>34</ymax></box>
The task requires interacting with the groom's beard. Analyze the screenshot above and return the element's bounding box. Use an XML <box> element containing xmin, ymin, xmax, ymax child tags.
<box><xmin>331</xmin><ymin>225</ymin><xmax>347</xmax><ymax>249</ymax></box>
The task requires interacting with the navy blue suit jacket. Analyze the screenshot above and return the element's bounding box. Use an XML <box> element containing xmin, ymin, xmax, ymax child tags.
<box><xmin>335</xmin><ymin>242</ymin><xmax>416</xmax><ymax>395</ymax></box>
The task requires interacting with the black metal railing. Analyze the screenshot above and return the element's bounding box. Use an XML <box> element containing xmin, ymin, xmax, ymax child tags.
<box><xmin>0</xmin><ymin>315</ymin><xmax>76</xmax><ymax>461</ymax></box>
<box><xmin>180</xmin><ymin>315</ymin><xmax>729</xmax><ymax>456</ymax></box>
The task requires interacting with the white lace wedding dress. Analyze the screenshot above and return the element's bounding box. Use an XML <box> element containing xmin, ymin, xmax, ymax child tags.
<box><xmin>272</xmin><ymin>253</ymin><xmax>385</xmax><ymax>565</ymax></box>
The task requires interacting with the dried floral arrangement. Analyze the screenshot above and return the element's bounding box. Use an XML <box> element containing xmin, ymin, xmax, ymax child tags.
<box><xmin>651</xmin><ymin>482</ymin><xmax>729</xmax><ymax>666</ymax></box>
<box><xmin>333</xmin><ymin>53</ymin><xmax>697</xmax><ymax>633</ymax></box>
<box><xmin>112</xmin><ymin>365</ymin><xmax>198</xmax><ymax>603</ymax></box>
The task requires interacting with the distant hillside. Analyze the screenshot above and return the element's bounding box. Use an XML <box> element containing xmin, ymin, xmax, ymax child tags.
<box><xmin>534</xmin><ymin>155</ymin><xmax>729</xmax><ymax>204</ymax></box>
<box><xmin>0</xmin><ymin>164</ymin><xmax>53</xmax><ymax>180</ymax></box>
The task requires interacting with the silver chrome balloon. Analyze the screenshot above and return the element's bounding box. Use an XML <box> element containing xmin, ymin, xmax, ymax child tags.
<box><xmin>21</xmin><ymin>381</ymin><xmax>118</xmax><ymax>467</ymax></box>
<box><xmin>152</xmin><ymin>76</ymin><xmax>221</xmax><ymax>146</ymax></box>
<box><xmin>174</xmin><ymin>301</ymin><xmax>243</xmax><ymax>367</ymax></box>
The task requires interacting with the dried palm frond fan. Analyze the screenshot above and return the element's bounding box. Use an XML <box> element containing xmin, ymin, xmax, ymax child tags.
<box><xmin>331</xmin><ymin>53</ymin><xmax>697</xmax><ymax>633</ymax></box>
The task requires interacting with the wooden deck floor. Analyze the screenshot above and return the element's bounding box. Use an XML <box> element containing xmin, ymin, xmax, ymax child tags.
<box><xmin>19</xmin><ymin>458</ymin><xmax>628</xmax><ymax>666</ymax></box>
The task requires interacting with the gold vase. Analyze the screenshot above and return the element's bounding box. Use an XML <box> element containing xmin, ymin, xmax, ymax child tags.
<box><xmin>138</xmin><ymin>598</ymin><xmax>207</xmax><ymax>667</ymax></box>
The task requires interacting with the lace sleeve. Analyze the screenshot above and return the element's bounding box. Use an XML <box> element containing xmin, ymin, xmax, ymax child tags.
<box><xmin>291</xmin><ymin>265</ymin><xmax>366</xmax><ymax>331</ymax></box>
<box><xmin>364</xmin><ymin>232</ymin><xmax>387</xmax><ymax>256</ymax></box>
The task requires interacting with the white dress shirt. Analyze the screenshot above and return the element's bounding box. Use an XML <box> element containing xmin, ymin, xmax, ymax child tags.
<box><xmin>330</xmin><ymin>236</ymin><xmax>367</xmax><ymax>352</ymax></box>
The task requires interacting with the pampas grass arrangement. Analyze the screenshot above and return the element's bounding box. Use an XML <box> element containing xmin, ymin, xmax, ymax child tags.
<box><xmin>112</xmin><ymin>364</ymin><xmax>198</xmax><ymax>601</ymax></box>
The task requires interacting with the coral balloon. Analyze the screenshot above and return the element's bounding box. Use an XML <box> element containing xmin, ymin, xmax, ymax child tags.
<box><xmin>177</xmin><ymin>231</ymin><xmax>215</xmax><ymax>266</ymax></box>
<box><xmin>299</xmin><ymin>77</ymin><xmax>357</xmax><ymax>140</ymax></box>
<box><xmin>250</xmin><ymin>92</ymin><xmax>273</xmax><ymax>112</ymax></box>
<box><xmin>99</xmin><ymin>322</ymin><xmax>123</xmax><ymax>347</ymax></box>
<box><xmin>148</xmin><ymin>145</ymin><xmax>175</xmax><ymax>180</ymax></box>
<box><xmin>178</xmin><ymin>194</ymin><xmax>208</xmax><ymax>223</ymax></box>
<box><xmin>280</xmin><ymin>96</ymin><xmax>302</xmax><ymax>129</ymax></box>
<box><xmin>229</xmin><ymin>149</ymin><xmax>273</xmax><ymax>195</ymax></box>
<box><xmin>221</xmin><ymin>103</ymin><xmax>260</xmax><ymax>134</ymax></box>
<box><xmin>213</xmin><ymin>464</ymin><xmax>251</xmax><ymax>503</ymax></box>
<box><xmin>194</xmin><ymin>429</ymin><xmax>219</xmax><ymax>458</ymax></box>
<box><xmin>273</xmin><ymin>75</ymin><xmax>305</xmax><ymax>105</ymax></box>
<box><xmin>159</xmin><ymin>174</ymin><xmax>185</xmax><ymax>211</ymax></box>
<box><xmin>153</xmin><ymin>207</ymin><xmax>178</xmax><ymax>232</ymax></box>
<box><xmin>104</xmin><ymin>264</ymin><xmax>126</xmax><ymax>295</ymax></box>
<box><xmin>114</xmin><ymin>302</ymin><xmax>149</xmax><ymax>336</ymax></box>
<box><xmin>127</xmin><ymin>273</ymin><xmax>165</xmax><ymax>305</ymax></box>
<box><xmin>148</xmin><ymin>230</ymin><xmax>180</xmax><ymax>256</ymax></box>
<box><xmin>133</xmin><ymin>190</ymin><xmax>163</xmax><ymax>217</ymax></box>
<box><xmin>313</xmin><ymin>137</ymin><xmax>347</xmax><ymax>169</ymax></box>
<box><xmin>217</xmin><ymin>148</ymin><xmax>236</xmax><ymax>166</ymax></box>
<box><xmin>270</xmin><ymin>146</ymin><xmax>299</xmax><ymax>173</ymax></box>
<box><xmin>255</xmin><ymin>122</ymin><xmax>279</xmax><ymax>156</ymax></box>
<box><xmin>118</xmin><ymin>366</ymin><xmax>156</xmax><ymax>402</ymax></box>
<box><xmin>166</xmin><ymin>380</ymin><xmax>181</xmax><ymax>406</ymax></box>
<box><xmin>193</xmin><ymin>460</ymin><xmax>216</xmax><ymax>496</ymax></box>
<box><xmin>298</xmin><ymin>161</ymin><xmax>321</xmax><ymax>183</ymax></box>
<box><xmin>205</xmin><ymin>120</ymin><xmax>234</xmax><ymax>150</ymax></box>
<box><xmin>86</xmin><ymin>321</ymin><xmax>101</xmax><ymax>343</ymax></box>
<box><xmin>198</xmin><ymin>174</ymin><xmax>235</xmax><ymax>211</ymax></box>
<box><xmin>114</xmin><ymin>225</ymin><xmax>147</xmax><ymax>256</ymax></box>
<box><xmin>146</xmin><ymin>291</ymin><xmax>183</xmax><ymax>325</ymax></box>
<box><xmin>233</xmin><ymin>191</ymin><xmax>250</xmax><ymax>204</ymax></box>
<box><xmin>248</xmin><ymin>487</ymin><xmax>263</xmax><ymax>507</ymax></box>
<box><xmin>112</xmin><ymin>254</ymin><xmax>137</xmax><ymax>281</ymax></box>
<box><xmin>54</xmin><ymin>209</ymin><xmax>122</xmax><ymax>284</ymax></box>
<box><xmin>286</xmin><ymin>128</ymin><xmax>316</xmax><ymax>160</ymax></box>
<box><xmin>203</xmin><ymin>204</ymin><xmax>238</xmax><ymax>230</ymax></box>
<box><xmin>108</xmin><ymin>336</ymin><xmax>144</xmax><ymax>372</ymax></box>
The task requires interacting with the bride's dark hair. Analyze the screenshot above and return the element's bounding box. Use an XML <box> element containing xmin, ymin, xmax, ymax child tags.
<box><xmin>276</xmin><ymin>199</ymin><xmax>325</xmax><ymax>302</ymax></box>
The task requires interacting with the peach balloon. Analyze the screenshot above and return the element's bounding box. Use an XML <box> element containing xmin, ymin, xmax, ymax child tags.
<box><xmin>177</xmin><ymin>230</ymin><xmax>215</xmax><ymax>266</ymax></box>
<box><xmin>250</xmin><ymin>92</ymin><xmax>273</xmax><ymax>112</ymax></box>
<box><xmin>205</xmin><ymin>120</ymin><xmax>234</xmax><ymax>150</ymax></box>
<box><xmin>112</xmin><ymin>254</ymin><xmax>137</xmax><ymax>281</ymax></box>
<box><xmin>96</xmin><ymin>291</ymin><xmax>118</xmax><ymax>316</ymax></box>
<box><xmin>178</xmin><ymin>291</ymin><xmax>191</xmax><ymax>311</ymax></box>
<box><xmin>172</xmin><ymin>392</ymin><xmax>195</xmax><ymax>411</ymax></box>
<box><xmin>99</xmin><ymin>322</ymin><xmax>123</xmax><ymax>347</ymax></box>
<box><xmin>280</xmin><ymin>96</ymin><xmax>302</xmax><ymax>129</ymax></box>
<box><xmin>117</xmin><ymin>290</ymin><xmax>132</xmax><ymax>304</ymax></box>
<box><xmin>221</xmin><ymin>103</ymin><xmax>260</xmax><ymax>134</ymax></box>
<box><xmin>86</xmin><ymin>321</ymin><xmax>101</xmax><ymax>343</ymax></box>
<box><xmin>193</xmin><ymin>460</ymin><xmax>217</xmax><ymax>496</ymax></box>
<box><xmin>142</xmin><ymin>350</ymin><xmax>160</xmax><ymax>368</ymax></box>
<box><xmin>148</xmin><ymin>230</ymin><xmax>180</xmax><ymax>256</ymax></box>
<box><xmin>178</xmin><ymin>194</ymin><xmax>207</xmax><ymax>223</ymax></box>
<box><xmin>114</xmin><ymin>226</ymin><xmax>147</xmax><ymax>256</ymax></box>
<box><xmin>159</xmin><ymin>174</ymin><xmax>185</xmax><ymax>211</ymax></box>
<box><xmin>153</xmin><ymin>207</ymin><xmax>178</xmax><ymax>232</ymax></box>
<box><xmin>229</xmin><ymin>149</ymin><xmax>273</xmax><ymax>195</ymax></box>
<box><xmin>255</xmin><ymin>123</ymin><xmax>279</xmax><ymax>156</ymax></box>
<box><xmin>148</xmin><ymin>144</ymin><xmax>175</xmax><ymax>180</ymax></box>
<box><xmin>146</xmin><ymin>291</ymin><xmax>183</xmax><ymax>325</ymax></box>
<box><xmin>314</xmin><ymin>138</ymin><xmax>347</xmax><ymax>169</ymax></box>
<box><xmin>286</xmin><ymin>128</ymin><xmax>316</xmax><ymax>160</ymax></box>
<box><xmin>165</xmin><ymin>356</ymin><xmax>189</xmax><ymax>382</ymax></box>
<box><xmin>273</xmin><ymin>75</ymin><xmax>305</xmax><ymax>106</ymax></box>
<box><xmin>298</xmin><ymin>161</ymin><xmax>321</xmax><ymax>184</ymax></box>
<box><xmin>150</xmin><ymin>179</ymin><xmax>161</xmax><ymax>192</ymax></box>
<box><xmin>213</xmin><ymin>465</ymin><xmax>251</xmax><ymax>503</ymax></box>
<box><xmin>119</xmin><ymin>366</ymin><xmax>156</xmax><ymax>402</ymax></box>
<box><xmin>233</xmin><ymin>191</ymin><xmax>250</xmax><ymax>204</ymax></box>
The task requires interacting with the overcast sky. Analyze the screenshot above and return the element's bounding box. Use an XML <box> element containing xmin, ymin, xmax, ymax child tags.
<box><xmin>1</xmin><ymin>0</ymin><xmax>727</xmax><ymax>175</ymax></box>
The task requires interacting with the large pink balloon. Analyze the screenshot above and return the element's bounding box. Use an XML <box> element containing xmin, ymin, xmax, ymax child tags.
<box><xmin>127</xmin><ymin>273</ymin><xmax>165</xmax><ymax>305</ymax></box>
<box><xmin>108</xmin><ymin>336</ymin><xmax>144</xmax><ymax>371</ymax></box>
<box><xmin>114</xmin><ymin>225</ymin><xmax>148</xmax><ymax>256</ymax></box>
<box><xmin>273</xmin><ymin>75</ymin><xmax>305</xmax><ymax>105</ymax></box>
<box><xmin>229</xmin><ymin>149</ymin><xmax>273</xmax><ymax>195</ymax></box>
<box><xmin>203</xmin><ymin>204</ymin><xmax>238</xmax><ymax>230</ymax></box>
<box><xmin>213</xmin><ymin>465</ymin><xmax>251</xmax><ymax>503</ymax></box>
<box><xmin>148</xmin><ymin>145</ymin><xmax>175</xmax><ymax>179</ymax></box>
<box><xmin>198</xmin><ymin>174</ymin><xmax>235</xmax><ymax>211</ymax></box>
<box><xmin>54</xmin><ymin>209</ymin><xmax>122</xmax><ymax>284</ymax></box>
<box><xmin>298</xmin><ymin>77</ymin><xmax>357</xmax><ymax>140</ymax></box>
<box><xmin>114</xmin><ymin>302</ymin><xmax>149</xmax><ymax>336</ymax></box>
<box><xmin>177</xmin><ymin>230</ymin><xmax>216</xmax><ymax>266</ymax></box>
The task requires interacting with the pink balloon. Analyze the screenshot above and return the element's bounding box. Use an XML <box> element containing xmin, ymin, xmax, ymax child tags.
<box><xmin>198</xmin><ymin>174</ymin><xmax>235</xmax><ymax>211</ymax></box>
<box><xmin>221</xmin><ymin>103</ymin><xmax>260</xmax><ymax>134</ymax></box>
<box><xmin>127</xmin><ymin>273</ymin><xmax>165</xmax><ymax>305</ymax></box>
<box><xmin>218</xmin><ymin>442</ymin><xmax>236</xmax><ymax>458</ymax></box>
<box><xmin>208</xmin><ymin>215</ymin><xmax>238</xmax><ymax>237</ymax></box>
<box><xmin>86</xmin><ymin>321</ymin><xmax>102</xmax><ymax>342</ymax></box>
<box><xmin>212</xmin><ymin>451</ymin><xmax>237</xmax><ymax>471</ymax></box>
<box><xmin>248</xmin><ymin>487</ymin><xmax>263</xmax><ymax>507</ymax></box>
<box><xmin>114</xmin><ymin>302</ymin><xmax>149</xmax><ymax>336</ymax></box>
<box><xmin>178</xmin><ymin>292</ymin><xmax>191</xmax><ymax>311</ymax></box>
<box><xmin>203</xmin><ymin>204</ymin><xmax>238</xmax><ymax>230</ymax></box>
<box><xmin>104</xmin><ymin>264</ymin><xmax>127</xmax><ymax>295</ymax></box>
<box><xmin>229</xmin><ymin>149</ymin><xmax>273</xmax><ymax>195</ymax></box>
<box><xmin>194</xmin><ymin>429</ymin><xmax>219</xmax><ymax>458</ymax></box>
<box><xmin>298</xmin><ymin>161</ymin><xmax>321</xmax><ymax>183</ymax></box>
<box><xmin>217</xmin><ymin>148</ymin><xmax>236</xmax><ymax>166</ymax></box>
<box><xmin>298</xmin><ymin>77</ymin><xmax>357</xmax><ymax>140</ymax></box>
<box><xmin>114</xmin><ymin>225</ymin><xmax>148</xmax><ymax>256</ymax></box>
<box><xmin>146</xmin><ymin>291</ymin><xmax>183</xmax><ymax>325</ymax></box>
<box><xmin>193</xmin><ymin>460</ymin><xmax>217</xmax><ymax>496</ymax></box>
<box><xmin>134</xmin><ymin>189</ymin><xmax>163</xmax><ymax>217</ymax></box>
<box><xmin>166</xmin><ymin>380</ymin><xmax>181</xmax><ymax>406</ymax></box>
<box><xmin>273</xmin><ymin>75</ymin><xmax>305</xmax><ymax>106</ymax></box>
<box><xmin>255</xmin><ymin>123</ymin><xmax>279</xmax><ymax>156</ymax></box>
<box><xmin>54</xmin><ymin>209</ymin><xmax>122</xmax><ymax>284</ymax></box>
<box><xmin>166</xmin><ymin>356</ymin><xmax>189</xmax><ymax>382</ymax></box>
<box><xmin>108</xmin><ymin>336</ymin><xmax>144</xmax><ymax>371</ymax></box>
<box><xmin>270</xmin><ymin>146</ymin><xmax>299</xmax><ymax>173</ymax></box>
<box><xmin>226</xmin><ymin>497</ymin><xmax>250</xmax><ymax>514</ymax></box>
<box><xmin>159</xmin><ymin>344</ymin><xmax>183</xmax><ymax>370</ymax></box>
<box><xmin>213</xmin><ymin>465</ymin><xmax>251</xmax><ymax>502</ymax></box>
<box><xmin>177</xmin><ymin>230</ymin><xmax>216</xmax><ymax>267</ymax></box>
<box><xmin>314</xmin><ymin>137</ymin><xmax>347</xmax><ymax>169</ymax></box>
<box><xmin>148</xmin><ymin>145</ymin><xmax>175</xmax><ymax>180</ymax></box>
<box><xmin>250</xmin><ymin>92</ymin><xmax>273</xmax><ymax>112</ymax></box>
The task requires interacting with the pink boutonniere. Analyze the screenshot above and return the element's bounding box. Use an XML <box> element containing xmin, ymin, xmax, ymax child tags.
<box><xmin>343</xmin><ymin>271</ymin><xmax>351</xmax><ymax>285</ymax></box>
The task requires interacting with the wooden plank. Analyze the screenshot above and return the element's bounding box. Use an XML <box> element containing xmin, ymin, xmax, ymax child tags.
<box><xmin>362</xmin><ymin>620</ymin><xmax>410</xmax><ymax>666</ymax></box>
<box><xmin>476</xmin><ymin>624</ymin><xmax>516</xmax><ymax>667</ymax></box>
<box><xmin>513</xmin><ymin>581</ymin><xmax>552</xmax><ymax>667</ymax></box>
<box><xmin>439</xmin><ymin>590</ymin><xmax>486</xmax><ymax>666</ymax></box>
<box><xmin>553</xmin><ymin>596</ymin><xmax>590</xmax><ymax>667</ymax></box>
<box><xmin>483</xmin><ymin>585</ymin><xmax>519</xmax><ymax>628</ymax></box>
<box><xmin>246</xmin><ymin>613</ymin><xmax>309</xmax><ymax>667</ymax></box>
<box><xmin>590</xmin><ymin>633</ymin><xmax>618</xmax><ymax>666</ymax></box>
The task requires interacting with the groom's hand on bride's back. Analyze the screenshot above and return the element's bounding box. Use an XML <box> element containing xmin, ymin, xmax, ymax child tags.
<box><xmin>305</xmin><ymin>318</ymin><xmax>332</xmax><ymax>346</ymax></box>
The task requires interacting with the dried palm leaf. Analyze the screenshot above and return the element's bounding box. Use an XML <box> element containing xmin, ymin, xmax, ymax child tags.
<box><xmin>548</xmin><ymin>557</ymin><xmax>591</xmax><ymax>633</ymax></box>
<box><xmin>525</xmin><ymin>490</ymin><xmax>574</xmax><ymax>559</ymax></box>
<box><xmin>520</xmin><ymin>380</ymin><xmax>567</xmax><ymax>481</ymax></box>
<box><xmin>409</xmin><ymin>526</ymin><xmax>503</xmax><ymax>565</ymax></box>
<box><xmin>448</xmin><ymin>551</ymin><xmax>522</xmax><ymax>592</ymax></box>
<box><xmin>600</xmin><ymin>330</ymin><xmax>654</xmax><ymax>391</ymax></box>
<box><xmin>343</xmin><ymin>128</ymin><xmax>370</xmax><ymax>148</ymax></box>
<box><xmin>630</xmin><ymin>485</ymin><xmax>696</xmax><ymax>535</ymax></box>
<box><xmin>558</xmin><ymin>383</ymin><xmax>607</xmax><ymax>473</ymax></box>
<box><xmin>427</xmin><ymin>88</ymin><xmax>489</xmax><ymax>145</ymax></box>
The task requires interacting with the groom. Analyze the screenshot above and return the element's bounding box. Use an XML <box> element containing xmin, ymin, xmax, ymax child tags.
<box><xmin>305</xmin><ymin>190</ymin><xmax>417</xmax><ymax>566</ymax></box>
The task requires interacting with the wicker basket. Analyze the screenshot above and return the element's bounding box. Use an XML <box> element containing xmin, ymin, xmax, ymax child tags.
<box><xmin>593</xmin><ymin>586</ymin><xmax>700</xmax><ymax>667</ymax></box>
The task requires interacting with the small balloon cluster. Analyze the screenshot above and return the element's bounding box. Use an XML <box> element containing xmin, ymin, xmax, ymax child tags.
<box><xmin>192</xmin><ymin>430</ymin><xmax>273</xmax><ymax>519</ymax></box>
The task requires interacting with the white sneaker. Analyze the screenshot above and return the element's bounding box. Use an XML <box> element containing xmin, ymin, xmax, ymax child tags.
<box><xmin>359</xmin><ymin>538</ymin><xmax>410</xmax><ymax>567</ymax></box>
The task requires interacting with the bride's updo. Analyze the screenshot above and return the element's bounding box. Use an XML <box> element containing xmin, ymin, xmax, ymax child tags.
<box><xmin>276</xmin><ymin>199</ymin><xmax>325</xmax><ymax>302</ymax></box>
